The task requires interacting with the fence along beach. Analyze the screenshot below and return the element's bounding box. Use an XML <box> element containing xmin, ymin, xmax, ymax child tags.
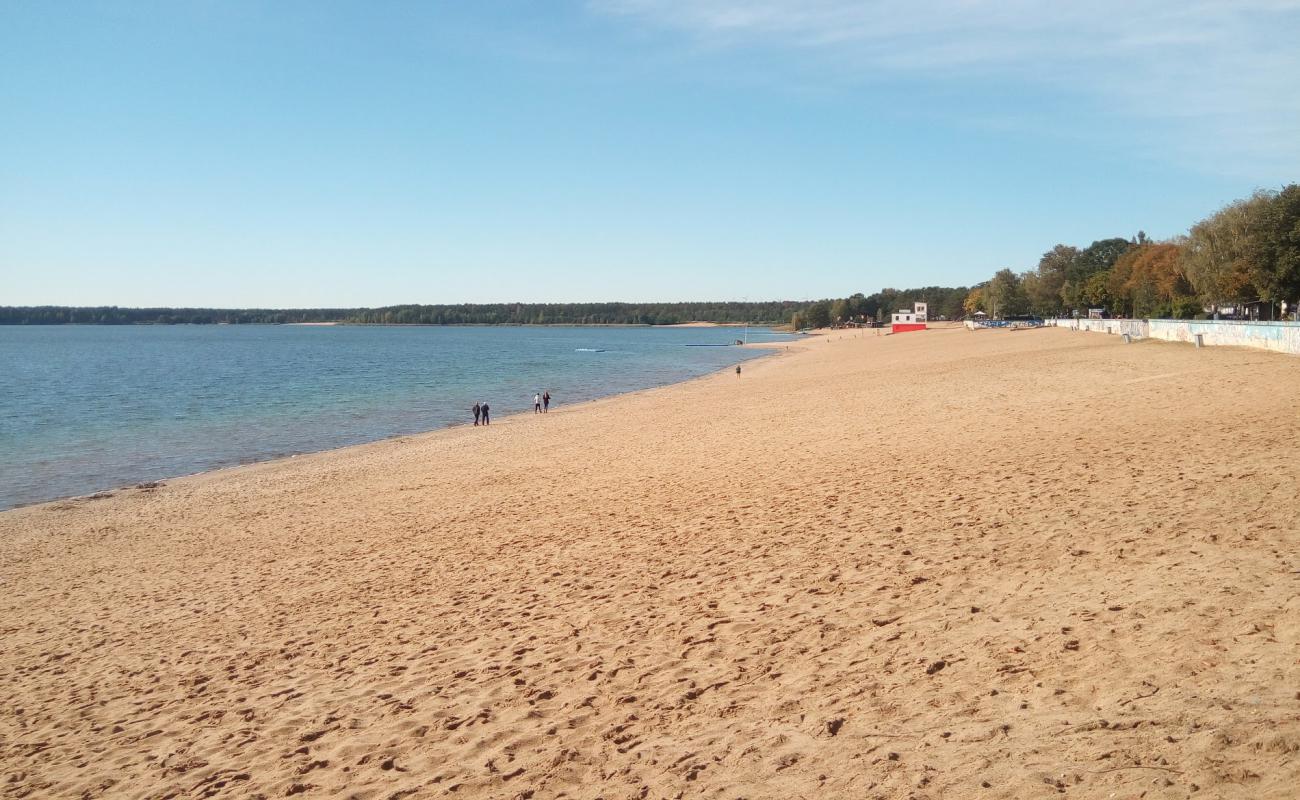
<box><xmin>1</xmin><ymin>326</ymin><xmax>1298</xmax><ymax>798</ymax></box>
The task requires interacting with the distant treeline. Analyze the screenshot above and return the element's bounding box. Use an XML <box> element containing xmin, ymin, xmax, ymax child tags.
<box><xmin>0</xmin><ymin>301</ymin><xmax>804</xmax><ymax>326</ymax></box>
<box><xmin>788</xmin><ymin>287</ymin><xmax>970</xmax><ymax>330</ymax></box>
<box><xmin>0</xmin><ymin>307</ymin><xmax>358</xmax><ymax>325</ymax></box>
<box><xmin>347</xmin><ymin>302</ymin><xmax>804</xmax><ymax>326</ymax></box>
<box><xmin>10</xmin><ymin>185</ymin><xmax>1296</xmax><ymax>328</ymax></box>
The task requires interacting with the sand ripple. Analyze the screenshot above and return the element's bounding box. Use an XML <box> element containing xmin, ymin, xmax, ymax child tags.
<box><xmin>2</xmin><ymin>328</ymin><xmax>1298</xmax><ymax>798</ymax></box>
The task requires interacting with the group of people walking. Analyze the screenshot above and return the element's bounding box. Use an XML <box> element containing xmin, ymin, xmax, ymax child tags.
<box><xmin>472</xmin><ymin>390</ymin><xmax>550</xmax><ymax>426</ymax></box>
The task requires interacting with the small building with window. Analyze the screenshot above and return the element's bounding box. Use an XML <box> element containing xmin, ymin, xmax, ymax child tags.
<box><xmin>892</xmin><ymin>302</ymin><xmax>928</xmax><ymax>334</ymax></box>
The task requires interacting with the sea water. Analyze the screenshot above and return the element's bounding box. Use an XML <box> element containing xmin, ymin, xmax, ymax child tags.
<box><xmin>0</xmin><ymin>324</ymin><xmax>790</xmax><ymax>509</ymax></box>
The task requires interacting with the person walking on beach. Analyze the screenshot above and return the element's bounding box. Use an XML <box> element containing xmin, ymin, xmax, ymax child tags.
<box><xmin>534</xmin><ymin>392</ymin><xmax>542</xmax><ymax>414</ymax></box>
<box><xmin>542</xmin><ymin>391</ymin><xmax>550</xmax><ymax>412</ymax></box>
<box><xmin>472</xmin><ymin>402</ymin><xmax>481</xmax><ymax>426</ymax></box>
<box><xmin>480</xmin><ymin>402</ymin><xmax>490</xmax><ymax>425</ymax></box>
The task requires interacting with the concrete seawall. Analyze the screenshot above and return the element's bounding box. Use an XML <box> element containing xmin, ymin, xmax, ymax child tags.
<box><xmin>1047</xmin><ymin>317</ymin><xmax>1300</xmax><ymax>356</ymax></box>
<box><xmin>1048</xmin><ymin>318</ymin><xmax>1149</xmax><ymax>338</ymax></box>
<box><xmin>1146</xmin><ymin>319</ymin><xmax>1300</xmax><ymax>355</ymax></box>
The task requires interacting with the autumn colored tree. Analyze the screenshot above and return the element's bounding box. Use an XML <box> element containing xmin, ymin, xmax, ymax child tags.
<box><xmin>1107</xmin><ymin>248</ymin><xmax>1141</xmax><ymax>316</ymax></box>
<box><xmin>1143</xmin><ymin>242</ymin><xmax>1194</xmax><ymax>317</ymax></box>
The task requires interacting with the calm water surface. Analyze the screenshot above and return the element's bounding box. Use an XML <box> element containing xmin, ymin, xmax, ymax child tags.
<box><xmin>0</xmin><ymin>325</ymin><xmax>790</xmax><ymax>510</ymax></box>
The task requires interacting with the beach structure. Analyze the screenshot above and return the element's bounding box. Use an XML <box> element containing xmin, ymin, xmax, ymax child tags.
<box><xmin>966</xmin><ymin>314</ymin><xmax>1045</xmax><ymax>330</ymax></box>
<box><xmin>891</xmin><ymin>301</ymin><xmax>928</xmax><ymax>334</ymax></box>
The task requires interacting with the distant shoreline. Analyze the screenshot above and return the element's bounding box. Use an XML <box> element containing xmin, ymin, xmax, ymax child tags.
<box><xmin>0</xmin><ymin>326</ymin><xmax>794</xmax><ymax>510</ymax></box>
<box><xmin>6</xmin><ymin>321</ymin><xmax>789</xmax><ymax>329</ymax></box>
<box><xmin>289</xmin><ymin>321</ymin><xmax>742</xmax><ymax>328</ymax></box>
<box><xmin>0</xmin><ymin>303</ymin><xmax>803</xmax><ymax>328</ymax></box>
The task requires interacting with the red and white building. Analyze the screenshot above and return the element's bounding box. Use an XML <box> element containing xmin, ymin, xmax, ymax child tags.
<box><xmin>891</xmin><ymin>302</ymin><xmax>928</xmax><ymax>334</ymax></box>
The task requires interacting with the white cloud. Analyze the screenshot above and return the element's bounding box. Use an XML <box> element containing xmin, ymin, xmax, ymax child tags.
<box><xmin>590</xmin><ymin>0</ymin><xmax>1300</xmax><ymax>176</ymax></box>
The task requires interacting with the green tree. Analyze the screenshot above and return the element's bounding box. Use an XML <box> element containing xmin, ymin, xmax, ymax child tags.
<box><xmin>1182</xmin><ymin>197</ymin><xmax>1263</xmax><ymax>315</ymax></box>
<box><xmin>802</xmin><ymin>301</ymin><xmax>832</xmax><ymax>329</ymax></box>
<box><xmin>1245</xmin><ymin>184</ymin><xmax>1300</xmax><ymax>311</ymax></box>
<box><xmin>874</xmin><ymin>289</ymin><xmax>900</xmax><ymax>322</ymax></box>
<box><xmin>844</xmin><ymin>293</ymin><xmax>869</xmax><ymax>321</ymax></box>
<box><xmin>1082</xmin><ymin>269</ymin><xmax>1112</xmax><ymax>310</ymax></box>
<box><xmin>1020</xmin><ymin>271</ymin><xmax>1043</xmax><ymax>314</ymax></box>
<box><xmin>1027</xmin><ymin>244</ymin><xmax>1076</xmax><ymax>315</ymax></box>
<box><xmin>1061</xmin><ymin>238</ymin><xmax>1130</xmax><ymax>312</ymax></box>
<box><xmin>986</xmin><ymin>269</ymin><xmax>1027</xmax><ymax>316</ymax></box>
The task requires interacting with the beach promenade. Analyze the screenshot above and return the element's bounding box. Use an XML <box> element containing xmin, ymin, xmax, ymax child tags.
<box><xmin>2</xmin><ymin>328</ymin><xmax>1297</xmax><ymax>799</ymax></box>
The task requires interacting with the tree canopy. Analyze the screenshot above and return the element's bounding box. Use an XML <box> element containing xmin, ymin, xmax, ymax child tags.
<box><xmin>963</xmin><ymin>183</ymin><xmax>1300</xmax><ymax>320</ymax></box>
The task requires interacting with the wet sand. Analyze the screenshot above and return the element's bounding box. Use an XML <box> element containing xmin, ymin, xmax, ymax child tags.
<box><xmin>2</xmin><ymin>327</ymin><xmax>1297</xmax><ymax>799</ymax></box>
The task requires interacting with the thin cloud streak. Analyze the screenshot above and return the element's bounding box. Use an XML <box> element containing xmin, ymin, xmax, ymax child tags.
<box><xmin>591</xmin><ymin>0</ymin><xmax>1300</xmax><ymax>176</ymax></box>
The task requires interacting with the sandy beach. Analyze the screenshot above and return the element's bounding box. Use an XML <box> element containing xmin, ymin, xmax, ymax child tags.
<box><xmin>2</xmin><ymin>327</ymin><xmax>1297</xmax><ymax>799</ymax></box>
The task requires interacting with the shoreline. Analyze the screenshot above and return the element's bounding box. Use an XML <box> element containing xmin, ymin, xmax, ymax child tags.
<box><xmin>3</xmin><ymin>327</ymin><xmax>1296</xmax><ymax>798</ymax></box>
<box><xmin>0</xmin><ymin>339</ymin><xmax>800</xmax><ymax>516</ymax></box>
<box><xmin>5</xmin><ymin>321</ymin><xmax>789</xmax><ymax>328</ymax></box>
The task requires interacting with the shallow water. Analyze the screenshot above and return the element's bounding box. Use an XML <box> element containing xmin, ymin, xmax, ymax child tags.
<box><xmin>0</xmin><ymin>324</ymin><xmax>790</xmax><ymax>509</ymax></box>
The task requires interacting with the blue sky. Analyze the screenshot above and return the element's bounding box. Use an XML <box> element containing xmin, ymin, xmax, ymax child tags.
<box><xmin>2</xmin><ymin>1</ymin><xmax>1297</xmax><ymax>306</ymax></box>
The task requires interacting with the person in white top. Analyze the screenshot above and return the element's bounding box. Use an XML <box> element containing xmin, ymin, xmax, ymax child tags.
<box><xmin>533</xmin><ymin>393</ymin><xmax>542</xmax><ymax>414</ymax></box>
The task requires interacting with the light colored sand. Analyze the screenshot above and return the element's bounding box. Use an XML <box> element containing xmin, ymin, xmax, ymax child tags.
<box><xmin>2</xmin><ymin>328</ymin><xmax>1298</xmax><ymax>799</ymax></box>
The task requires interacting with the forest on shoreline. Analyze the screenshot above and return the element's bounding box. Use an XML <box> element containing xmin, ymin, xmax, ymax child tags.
<box><xmin>0</xmin><ymin>302</ymin><xmax>803</xmax><ymax>327</ymax></box>
<box><xmin>792</xmin><ymin>183</ymin><xmax>1299</xmax><ymax>327</ymax></box>
<box><xmin>6</xmin><ymin>185</ymin><xmax>1296</xmax><ymax>328</ymax></box>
